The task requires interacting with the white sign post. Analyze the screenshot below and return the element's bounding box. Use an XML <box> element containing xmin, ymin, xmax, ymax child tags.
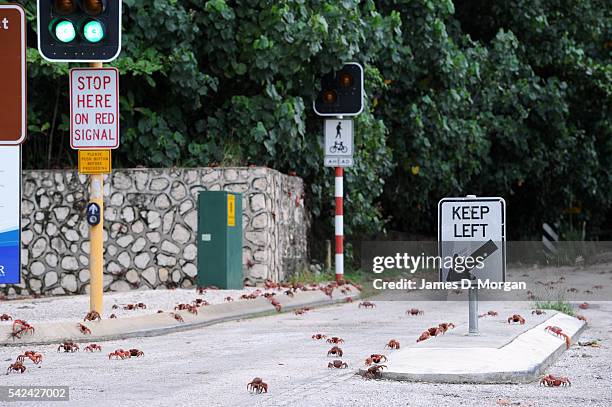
<box><xmin>324</xmin><ymin>118</ymin><xmax>353</xmax><ymax>167</ymax></box>
<box><xmin>438</xmin><ymin>196</ymin><xmax>506</xmax><ymax>335</ymax></box>
<box><xmin>0</xmin><ymin>146</ymin><xmax>21</xmax><ymax>284</ymax></box>
<box><xmin>70</xmin><ymin>68</ymin><xmax>120</xmax><ymax>150</ymax></box>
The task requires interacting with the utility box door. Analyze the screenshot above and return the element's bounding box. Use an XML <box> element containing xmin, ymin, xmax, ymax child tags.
<box><xmin>197</xmin><ymin>191</ymin><xmax>243</xmax><ymax>289</ymax></box>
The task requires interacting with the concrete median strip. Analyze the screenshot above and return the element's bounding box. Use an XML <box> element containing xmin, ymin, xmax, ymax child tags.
<box><xmin>0</xmin><ymin>288</ymin><xmax>360</xmax><ymax>347</ymax></box>
<box><xmin>360</xmin><ymin>311</ymin><xmax>586</xmax><ymax>383</ymax></box>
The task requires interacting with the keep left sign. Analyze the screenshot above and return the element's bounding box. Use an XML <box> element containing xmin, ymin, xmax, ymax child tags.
<box><xmin>70</xmin><ymin>68</ymin><xmax>119</xmax><ymax>150</ymax></box>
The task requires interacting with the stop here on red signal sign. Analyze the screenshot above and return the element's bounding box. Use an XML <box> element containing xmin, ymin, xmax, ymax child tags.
<box><xmin>70</xmin><ymin>67</ymin><xmax>120</xmax><ymax>150</ymax></box>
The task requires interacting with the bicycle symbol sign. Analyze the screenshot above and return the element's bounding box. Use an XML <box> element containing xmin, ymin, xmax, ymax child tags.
<box><xmin>324</xmin><ymin>119</ymin><xmax>353</xmax><ymax>167</ymax></box>
<box><xmin>330</xmin><ymin>140</ymin><xmax>348</xmax><ymax>154</ymax></box>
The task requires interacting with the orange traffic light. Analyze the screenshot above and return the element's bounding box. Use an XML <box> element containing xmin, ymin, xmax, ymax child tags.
<box><xmin>323</xmin><ymin>90</ymin><xmax>338</xmax><ymax>105</ymax></box>
<box><xmin>83</xmin><ymin>0</ymin><xmax>105</xmax><ymax>15</ymax></box>
<box><xmin>339</xmin><ymin>73</ymin><xmax>353</xmax><ymax>88</ymax></box>
<box><xmin>314</xmin><ymin>63</ymin><xmax>364</xmax><ymax>116</ymax></box>
<box><xmin>53</xmin><ymin>0</ymin><xmax>77</xmax><ymax>14</ymax></box>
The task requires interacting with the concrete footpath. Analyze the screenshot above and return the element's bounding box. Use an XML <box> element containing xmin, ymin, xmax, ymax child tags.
<box><xmin>0</xmin><ymin>287</ymin><xmax>360</xmax><ymax>346</ymax></box>
<box><xmin>360</xmin><ymin>309</ymin><xmax>586</xmax><ymax>384</ymax></box>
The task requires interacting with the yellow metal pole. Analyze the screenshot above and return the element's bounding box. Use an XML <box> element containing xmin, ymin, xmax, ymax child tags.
<box><xmin>89</xmin><ymin>61</ymin><xmax>104</xmax><ymax>314</ymax></box>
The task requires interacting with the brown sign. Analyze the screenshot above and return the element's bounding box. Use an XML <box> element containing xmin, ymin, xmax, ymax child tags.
<box><xmin>0</xmin><ymin>4</ymin><xmax>26</xmax><ymax>145</ymax></box>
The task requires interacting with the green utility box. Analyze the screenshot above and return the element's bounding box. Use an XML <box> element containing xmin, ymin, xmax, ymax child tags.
<box><xmin>197</xmin><ymin>191</ymin><xmax>243</xmax><ymax>289</ymax></box>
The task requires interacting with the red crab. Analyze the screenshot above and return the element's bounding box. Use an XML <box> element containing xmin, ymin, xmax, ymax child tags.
<box><xmin>359</xmin><ymin>301</ymin><xmax>376</xmax><ymax>309</ymax></box>
<box><xmin>438</xmin><ymin>323</ymin><xmax>455</xmax><ymax>333</ymax></box>
<box><xmin>406</xmin><ymin>308</ymin><xmax>424</xmax><ymax>316</ymax></box>
<box><xmin>84</xmin><ymin>311</ymin><xmax>102</xmax><ymax>321</ymax></box>
<box><xmin>365</xmin><ymin>354</ymin><xmax>387</xmax><ymax>365</ymax></box>
<box><xmin>417</xmin><ymin>331</ymin><xmax>431</xmax><ymax>342</ymax></box>
<box><xmin>108</xmin><ymin>349</ymin><xmax>131</xmax><ymax>360</ymax></box>
<box><xmin>575</xmin><ymin>314</ymin><xmax>587</xmax><ymax>322</ymax></box>
<box><xmin>247</xmin><ymin>377</ymin><xmax>268</xmax><ymax>394</ymax></box>
<box><xmin>109</xmin><ymin>314</ymin><xmax>117</xmax><ymax>319</ymax></box>
<box><xmin>171</xmin><ymin>313</ymin><xmax>184</xmax><ymax>323</ymax></box>
<box><xmin>320</xmin><ymin>286</ymin><xmax>334</xmax><ymax>297</ymax></box>
<box><xmin>17</xmin><ymin>351</ymin><xmax>43</xmax><ymax>365</ymax></box>
<box><xmin>129</xmin><ymin>349</ymin><xmax>144</xmax><ymax>357</ymax></box>
<box><xmin>10</xmin><ymin>320</ymin><xmax>35</xmax><ymax>339</ymax></box>
<box><xmin>240</xmin><ymin>293</ymin><xmax>259</xmax><ymax>300</ymax></box>
<box><xmin>269</xmin><ymin>298</ymin><xmax>282</xmax><ymax>312</ymax></box>
<box><xmin>122</xmin><ymin>303</ymin><xmax>147</xmax><ymax>310</ymax></box>
<box><xmin>57</xmin><ymin>342</ymin><xmax>79</xmax><ymax>352</ymax></box>
<box><xmin>78</xmin><ymin>323</ymin><xmax>91</xmax><ymax>334</ymax></box>
<box><xmin>363</xmin><ymin>364</ymin><xmax>387</xmax><ymax>379</ymax></box>
<box><xmin>6</xmin><ymin>361</ymin><xmax>26</xmax><ymax>374</ymax></box>
<box><xmin>385</xmin><ymin>339</ymin><xmax>400</xmax><ymax>349</ymax></box>
<box><xmin>294</xmin><ymin>308</ymin><xmax>309</xmax><ymax>315</ymax></box>
<box><xmin>284</xmin><ymin>290</ymin><xmax>295</xmax><ymax>297</ymax></box>
<box><xmin>345</xmin><ymin>297</ymin><xmax>354</xmax><ymax>303</ymax></box>
<box><xmin>264</xmin><ymin>279</ymin><xmax>279</xmax><ymax>289</ymax></box>
<box><xmin>84</xmin><ymin>344</ymin><xmax>102</xmax><ymax>352</ymax></box>
<box><xmin>545</xmin><ymin>326</ymin><xmax>571</xmax><ymax>349</ymax></box>
<box><xmin>175</xmin><ymin>304</ymin><xmax>198</xmax><ymax>315</ymax></box>
<box><xmin>312</xmin><ymin>333</ymin><xmax>326</xmax><ymax>340</ymax></box>
<box><xmin>579</xmin><ymin>302</ymin><xmax>589</xmax><ymax>310</ymax></box>
<box><xmin>540</xmin><ymin>374</ymin><xmax>571</xmax><ymax>387</ymax></box>
<box><xmin>0</xmin><ymin>314</ymin><xmax>12</xmax><ymax>321</ymax></box>
<box><xmin>427</xmin><ymin>327</ymin><xmax>442</xmax><ymax>336</ymax></box>
<box><xmin>507</xmin><ymin>314</ymin><xmax>525</xmax><ymax>324</ymax></box>
<box><xmin>327</xmin><ymin>337</ymin><xmax>344</xmax><ymax>344</ymax></box>
<box><xmin>224</xmin><ymin>296</ymin><xmax>234</xmax><ymax>302</ymax></box>
<box><xmin>479</xmin><ymin>310</ymin><xmax>498</xmax><ymax>318</ymax></box>
<box><xmin>328</xmin><ymin>360</ymin><xmax>348</xmax><ymax>369</ymax></box>
<box><xmin>327</xmin><ymin>346</ymin><xmax>343</xmax><ymax>357</ymax></box>
<box><xmin>192</xmin><ymin>299</ymin><xmax>210</xmax><ymax>307</ymax></box>
<box><xmin>532</xmin><ymin>309</ymin><xmax>547</xmax><ymax>315</ymax></box>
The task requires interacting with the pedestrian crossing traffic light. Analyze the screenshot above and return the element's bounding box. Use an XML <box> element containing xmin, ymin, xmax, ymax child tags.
<box><xmin>37</xmin><ymin>0</ymin><xmax>122</xmax><ymax>62</ymax></box>
<box><xmin>314</xmin><ymin>63</ymin><xmax>364</xmax><ymax>117</ymax></box>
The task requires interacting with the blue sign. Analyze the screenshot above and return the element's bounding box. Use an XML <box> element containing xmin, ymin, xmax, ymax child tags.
<box><xmin>87</xmin><ymin>202</ymin><xmax>101</xmax><ymax>226</ymax></box>
<box><xmin>0</xmin><ymin>146</ymin><xmax>21</xmax><ymax>284</ymax></box>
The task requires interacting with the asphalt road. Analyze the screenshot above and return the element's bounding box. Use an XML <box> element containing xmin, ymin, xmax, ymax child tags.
<box><xmin>1</xmin><ymin>299</ymin><xmax>610</xmax><ymax>407</ymax></box>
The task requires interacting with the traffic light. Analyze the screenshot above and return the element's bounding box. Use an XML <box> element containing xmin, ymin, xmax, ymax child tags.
<box><xmin>37</xmin><ymin>0</ymin><xmax>122</xmax><ymax>62</ymax></box>
<box><xmin>314</xmin><ymin>63</ymin><xmax>364</xmax><ymax>117</ymax></box>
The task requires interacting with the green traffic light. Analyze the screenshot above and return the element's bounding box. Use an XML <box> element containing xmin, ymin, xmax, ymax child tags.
<box><xmin>83</xmin><ymin>20</ymin><xmax>105</xmax><ymax>43</ymax></box>
<box><xmin>54</xmin><ymin>20</ymin><xmax>76</xmax><ymax>43</ymax></box>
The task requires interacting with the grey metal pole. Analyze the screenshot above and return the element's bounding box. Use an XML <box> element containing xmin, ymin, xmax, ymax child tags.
<box><xmin>468</xmin><ymin>283</ymin><xmax>479</xmax><ymax>335</ymax></box>
<box><xmin>465</xmin><ymin>194</ymin><xmax>479</xmax><ymax>336</ymax></box>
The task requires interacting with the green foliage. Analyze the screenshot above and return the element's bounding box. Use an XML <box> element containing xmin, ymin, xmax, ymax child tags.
<box><xmin>378</xmin><ymin>0</ymin><xmax>611</xmax><ymax>238</ymax></box>
<box><xmin>12</xmin><ymin>0</ymin><xmax>612</xmax><ymax>250</ymax></box>
<box><xmin>534</xmin><ymin>300</ymin><xmax>575</xmax><ymax>316</ymax></box>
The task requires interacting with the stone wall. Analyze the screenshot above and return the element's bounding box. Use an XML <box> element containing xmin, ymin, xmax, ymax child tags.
<box><xmin>1</xmin><ymin>167</ymin><xmax>309</xmax><ymax>296</ymax></box>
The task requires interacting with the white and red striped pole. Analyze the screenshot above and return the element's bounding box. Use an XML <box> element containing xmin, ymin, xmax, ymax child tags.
<box><xmin>335</xmin><ymin>167</ymin><xmax>344</xmax><ymax>282</ymax></box>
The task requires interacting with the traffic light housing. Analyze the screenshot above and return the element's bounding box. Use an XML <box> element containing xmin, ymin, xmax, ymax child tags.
<box><xmin>314</xmin><ymin>63</ymin><xmax>364</xmax><ymax>117</ymax></box>
<box><xmin>37</xmin><ymin>0</ymin><xmax>122</xmax><ymax>62</ymax></box>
